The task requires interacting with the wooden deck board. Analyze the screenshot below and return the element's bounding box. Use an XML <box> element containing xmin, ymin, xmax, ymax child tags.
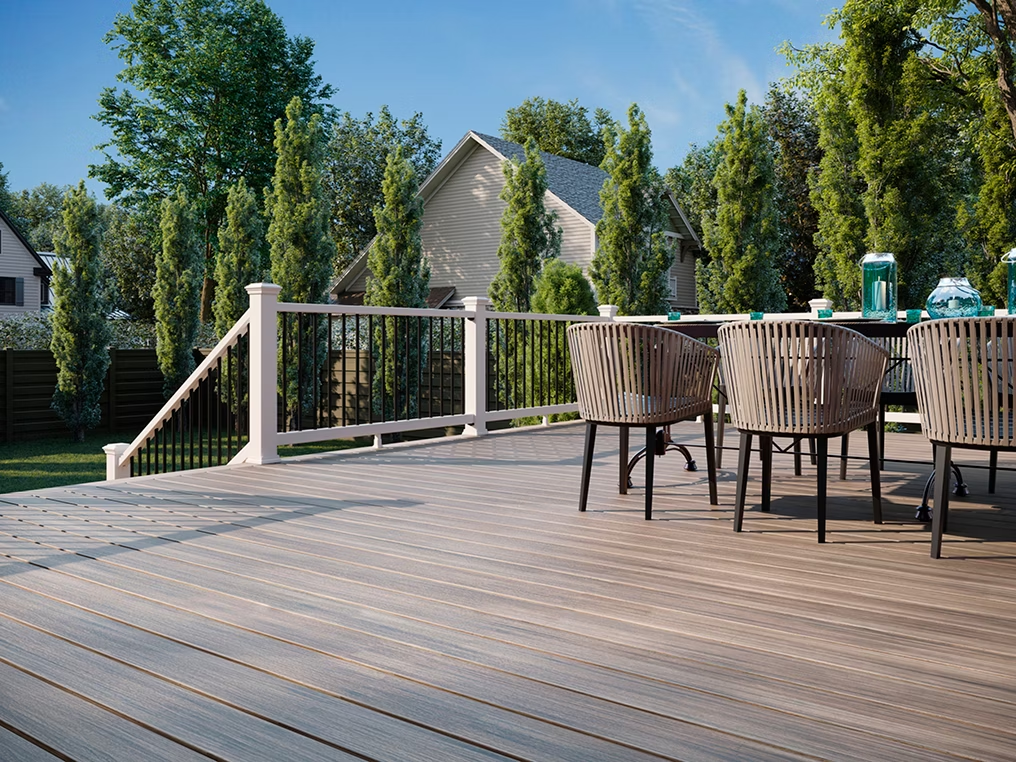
<box><xmin>2</xmin><ymin>422</ymin><xmax>1015</xmax><ymax>761</ymax></box>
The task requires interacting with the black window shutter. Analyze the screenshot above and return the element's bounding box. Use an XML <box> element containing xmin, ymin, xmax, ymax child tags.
<box><xmin>15</xmin><ymin>277</ymin><xmax>24</xmax><ymax>307</ymax></box>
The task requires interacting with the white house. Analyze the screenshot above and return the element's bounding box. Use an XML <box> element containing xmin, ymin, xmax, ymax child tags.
<box><xmin>0</xmin><ymin>207</ymin><xmax>51</xmax><ymax>313</ymax></box>
<box><xmin>331</xmin><ymin>131</ymin><xmax>701</xmax><ymax>311</ymax></box>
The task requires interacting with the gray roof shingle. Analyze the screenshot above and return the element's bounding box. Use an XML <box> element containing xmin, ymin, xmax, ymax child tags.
<box><xmin>472</xmin><ymin>133</ymin><xmax>607</xmax><ymax>225</ymax></box>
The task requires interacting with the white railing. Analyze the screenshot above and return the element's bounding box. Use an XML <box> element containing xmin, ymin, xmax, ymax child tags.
<box><xmin>105</xmin><ymin>285</ymin><xmax>607</xmax><ymax>479</ymax></box>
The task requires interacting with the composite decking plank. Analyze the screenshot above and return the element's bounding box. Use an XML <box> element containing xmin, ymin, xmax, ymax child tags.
<box><xmin>0</xmin><ymin>660</ymin><xmax>210</xmax><ymax>762</ymax></box>
<box><xmin>0</xmin><ymin>554</ymin><xmax>811</xmax><ymax>762</ymax></box>
<box><xmin>2</xmin><ymin>522</ymin><xmax>1013</xmax><ymax>761</ymax></box>
<box><xmin>0</xmin><ymin>724</ymin><xmax>67</xmax><ymax>762</ymax></box>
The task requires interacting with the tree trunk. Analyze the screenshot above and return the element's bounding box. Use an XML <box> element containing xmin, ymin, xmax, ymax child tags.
<box><xmin>973</xmin><ymin>0</ymin><xmax>1016</xmax><ymax>145</ymax></box>
<box><xmin>200</xmin><ymin>275</ymin><xmax>215</xmax><ymax>323</ymax></box>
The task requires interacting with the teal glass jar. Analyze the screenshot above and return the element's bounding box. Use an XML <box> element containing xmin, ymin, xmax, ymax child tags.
<box><xmin>860</xmin><ymin>252</ymin><xmax>897</xmax><ymax>322</ymax></box>
<box><xmin>1004</xmin><ymin>248</ymin><xmax>1016</xmax><ymax>314</ymax></box>
<box><xmin>925</xmin><ymin>277</ymin><xmax>982</xmax><ymax>319</ymax></box>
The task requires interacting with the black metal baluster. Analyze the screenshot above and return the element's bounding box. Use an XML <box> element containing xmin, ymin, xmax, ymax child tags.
<box><xmin>327</xmin><ymin>314</ymin><xmax>334</xmax><ymax>428</ymax></box>
<box><xmin>368</xmin><ymin>314</ymin><xmax>375</xmax><ymax>424</ymax></box>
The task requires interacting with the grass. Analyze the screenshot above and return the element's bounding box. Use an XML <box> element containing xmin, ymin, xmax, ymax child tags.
<box><xmin>0</xmin><ymin>432</ymin><xmax>370</xmax><ymax>495</ymax></box>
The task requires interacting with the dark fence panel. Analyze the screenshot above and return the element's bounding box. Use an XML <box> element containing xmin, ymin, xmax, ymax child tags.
<box><xmin>1</xmin><ymin>348</ymin><xmax>174</xmax><ymax>443</ymax></box>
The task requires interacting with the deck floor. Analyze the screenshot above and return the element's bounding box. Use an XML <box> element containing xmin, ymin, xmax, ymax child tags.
<box><xmin>1</xmin><ymin>422</ymin><xmax>1015</xmax><ymax>761</ymax></box>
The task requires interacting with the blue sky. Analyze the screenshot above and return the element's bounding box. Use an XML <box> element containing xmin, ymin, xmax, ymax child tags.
<box><xmin>0</xmin><ymin>0</ymin><xmax>838</xmax><ymax>196</ymax></box>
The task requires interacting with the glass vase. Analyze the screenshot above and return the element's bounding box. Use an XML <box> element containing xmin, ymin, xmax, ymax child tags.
<box><xmin>925</xmin><ymin>277</ymin><xmax>982</xmax><ymax>319</ymax></box>
<box><xmin>860</xmin><ymin>252</ymin><xmax>897</xmax><ymax>322</ymax></box>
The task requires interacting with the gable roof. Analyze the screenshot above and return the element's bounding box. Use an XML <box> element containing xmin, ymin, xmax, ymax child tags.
<box><xmin>0</xmin><ymin>206</ymin><xmax>51</xmax><ymax>275</ymax></box>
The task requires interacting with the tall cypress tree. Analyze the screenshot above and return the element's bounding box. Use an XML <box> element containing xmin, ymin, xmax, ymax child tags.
<box><xmin>589</xmin><ymin>104</ymin><xmax>673</xmax><ymax>316</ymax></box>
<box><xmin>266</xmin><ymin>96</ymin><xmax>335</xmax><ymax>304</ymax></box>
<box><xmin>154</xmin><ymin>186</ymin><xmax>202</xmax><ymax>396</ymax></box>
<box><xmin>698</xmin><ymin>90</ymin><xmax>787</xmax><ymax>314</ymax></box>
<box><xmin>50</xmin><ymin>182</ymin><xmax>111</xmax><ymax>442</ymax></box>
<box><xmin>213</xmin><ymin>177</ymin><xmax>265</xmax><ymax>339</ymax></box>
<box><xmin>489</xmin><ymin>138</ymin><xmax>561</xmax><ymax>313</ymax></box>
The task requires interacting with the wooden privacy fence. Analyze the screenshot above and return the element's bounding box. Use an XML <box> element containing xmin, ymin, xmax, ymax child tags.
<box><xmin>1</xmin><ymin>347</ymin><xmax>464</xmax><ymax>443</ymax></box>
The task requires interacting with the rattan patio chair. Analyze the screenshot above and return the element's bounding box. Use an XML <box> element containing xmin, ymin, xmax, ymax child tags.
<box><xmin>909</xmin><ymin>317</ymin><xmax>1016</xmax><ymax>558</ymax></box>
<box><xmin>719</xmin><ymin>321</ymin><xmax>889</xmax><ymax>543</ymax></box>
<box><xmin>567</xmin><ymin>322</ymin><xmax>719</xmax><ymax>520</ymax></box>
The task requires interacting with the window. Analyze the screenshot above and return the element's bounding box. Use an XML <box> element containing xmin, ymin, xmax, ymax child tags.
<box><xmin>40</xmin><ymin>276</ymin><xmax>50</xmax><ymax>307</ymax></box>
<box><xmin>0</xmin><ymin>277</ymin><xmax>24</xmax><ymax>306</ymax></box>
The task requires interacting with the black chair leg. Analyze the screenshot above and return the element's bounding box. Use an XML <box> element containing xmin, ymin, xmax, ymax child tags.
<box><xmin>839</xmin><ymin>431</ymin><xmax>849</xmax><ymax>481</ymax></box>
<box><xmin>817</xmin><ymin>437</ymin><xmax>828</xmax><ymax>543</ymax></box>
<box><xmin>734</xmin><ymin>431</ymin><xmax>752</xmax><ymax>532</ymax></box>
<box><xmin>579</xmin><ymin>422</ymin><xmax>597</xmax><ymax>512</ymax></box>
<box><xmin>644</xmin><ymin>426</ymin><xmax>655</xmax><ymax>520</ymax></box>
<box><xmin>878</xmin><ymin>404</ymin><xmax>887</xmax><ymax>470</ymax></box>
<box><xmin>867</xmin><ymin>424</ymin><xmax>883</xmax><ymax>524</ymax></box>
<box><xmin>931</xmin><ymin>443</ymin><xmax>951</xmax><ymax>559</ymax></box>
<box><xmin>793</xmin><ymin>438</ymin><xmax>802</xmax><ymax>476</ymax></box>
<box><xmin>989</xmin><ymin>448</ymin><xmax>998</xmax><ymax>494</ymax></box>
<box><xmin>760</xmin><ymin>435</ymin><xmax>772</xmax><ymax>512</ymax></box>
<box><xmin>703</xmin><ymin>410</ymin><xmax>718</xmax><ymax>505</ymax></box>
<box><xmin>619</xmin><ymin>426</ymin><xmax>629</xmax><ymax>494</ymax></box>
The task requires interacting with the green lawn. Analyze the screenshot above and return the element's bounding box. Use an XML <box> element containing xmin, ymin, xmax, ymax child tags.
<box><xmin>0</xmin><ymin>432</ymin><xmax>370</xmax><ymax>495</ymax></box>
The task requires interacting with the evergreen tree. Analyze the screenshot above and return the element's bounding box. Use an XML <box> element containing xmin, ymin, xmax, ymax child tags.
<box><xmin>213</xmin><ymin>177</ymin><xmax>265</xmax><ymax>338</ymax></box>
<box><xmin>698</xmin><ymin>91</ymin><xmax>786</xmax><ymax>314</ymax></box>
<box><xmin>101</xmin><ymin>201</ymin><xmax>160</xmax><ymax>320</ymax></box>
<box><xmin>154</xmin><ymin>186</ymin><xmax>202</xmax><ymax>396</ymax></box>
<box><xmin>489</xmin><ymin>138</ymin><xmax>562</xmax><ymax>313</ymax></box>
<box><xmin>366</xmin><ymin>147</ymin><xmax>430</xmax><ymax>422</ymax></box>
<box><xmin>589</xmin><ymin>104</ymin><xmax>673</xmax><ymax>316</ymax></box>
<box><xmin>366</xmin><ymin>146</ymin><xmax>429</xmax><ymax>308</ymax></box>
<box><xmin>50</xmin><ymin>182</ymin><xmax>111</xmax><ymax>442</ymax></box>
<box><xmin>266</xmin><ymin>97</ymin><xmax>335</xmax><ymax>303</ymax></box>
<box><xmin>665</xmin><ymin>141</ymin><xmax>719</xmax><ymax>244</ymax></box>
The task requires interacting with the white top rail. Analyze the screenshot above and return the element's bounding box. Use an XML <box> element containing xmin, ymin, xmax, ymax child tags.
<box><xmin>116</xmin><ymin>311</ymin><xmax>252</xmax><ymax>468</ymax></box>
<box><xmin>484</xmin><ymin>310</ymin><xmax>607</xmax><ymax>323</ymax></box>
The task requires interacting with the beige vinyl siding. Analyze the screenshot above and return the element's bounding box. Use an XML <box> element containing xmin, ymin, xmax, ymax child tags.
<box><xmin>0</xmin><ymin>221</ymin><xmax>42</xmax><ymax>314</ymax></box>
<box><xmin>670</xmin><ymin>243</ymin><xmax>698</xmax><ymax>310</ymax></box>
<box><xmin>349</xmin><ymin>265</ymin><xmax>368</xmax><ymax>292</ymax></box>
<box><xmin>546</xmin><ymin>194</ymin><xmax>594</xmax><ymax>271</ymax></box>
<box><xmin>421</xmin><ymin>145</ymin><xmax>506</xmax><ymax>301</ymax></box>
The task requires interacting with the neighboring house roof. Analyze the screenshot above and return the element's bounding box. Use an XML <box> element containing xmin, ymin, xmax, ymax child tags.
<box><xmin>0</xmin><ymin>207</ymin><xmax>52</xmax><ymax>276</ymax></box>
<box><xmin>335</xmin><ymin>286</ymin><xmax>456</xmax><ymax>309</ymax></box>
<box><xmin>331</xmin><ymin>130</ymin><xmax>701</xmax><ymax>299</ymax></box>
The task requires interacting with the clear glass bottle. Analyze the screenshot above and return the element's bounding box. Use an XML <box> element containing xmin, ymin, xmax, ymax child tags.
<box><xmin>1003</xmin><ymin>248</ymin><xmax>1016</xmax><ymax>315</ymax></box>
<box><xmin>860</xmin><ymin>252</ymin><xmax>897</xmax><ymax>322</ymax></box>
<box><xmin>925</xmin><ymin>277</ymin><xmax>982</xmax><ymax>319</ymax></box>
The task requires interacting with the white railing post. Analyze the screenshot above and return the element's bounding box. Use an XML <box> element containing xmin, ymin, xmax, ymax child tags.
<box><xmin>462</xmin><ymin>296</ymin><xmax>490</xmax><ymax>437</ymax></box>
<box><xmin>246</xmin><ymin>283</ymin><xmax>282</xmax><ymax>464</ymax></box>
<box><xmin>103</xmin><ymin>443</ymin><xmax>130</xmax><ymax>481</ymax></box>
<box><xmin>598</xmin><ymin>304</ymin><xmax>619</xmax><ymax>320</ymax></box>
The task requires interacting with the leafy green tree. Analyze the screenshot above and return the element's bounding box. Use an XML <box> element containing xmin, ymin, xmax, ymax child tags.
<box><xmin>50</xmin><ymin>182</ymin><xmax>111</xmax><ymax>442</ymax></box>
<box><xmin>366</xmin><ymin>147</ymin><xmax>430</xmax><ymax>422</ymax></box>
<box><xmin>489</xmin><ymin>138</ymin><xmax>562</xmax><ymax>312</ymax></box>
<box><xmin>665</xmin><ymin>141</ymin><xmax>719</xmax><ymax>244</ymax></box>
<box><xmin>101</xmin><ymin>202</ymin><xmax>160</xmax><ymax>320</ymax></box>
<box><xmin>91</xmin><ymin>0</ymin><xmax>332</xmax><ymax>320</ymax></box>
<box><xmin>531</xmin><ymin>259</ymin><xmax>597</xmax><ymax>316</ymax></box>
<box><xmin>267</xmin><ymin>97</ymin><xmax>335</xmax><ymax>304</ymax></box>
<box><xmin>698</xmin><ymin>91</ymin><xmax>787</xmax><ymax>314</ymax></box>
<box><xmin>590</xmin><ymin>104</ymin><xmax>673</xmax><ymax>316</ymax></box>
<box><xmin>0</xmin><ymin>161</ymin><xmax>13</xmax><ymax>215</ymax></box>
<box><xmin>366</xmin><ymin>147</ymin><xmax>429</xmax><ymax>308</ymax></box>
<box><xmin>323</xmin><ymin>106</ymin><xmax>441</xmax><ymax>272</ymax></box>
<box><xmin>213</xmin><ymin>177</ymin><xmax>265</xmax><ymax>338</ymax></box>
<box><xmin>761</xmin><ymin>86</ymin><xmax>822</xmax><ymax>310</ymax></box>
<box><xmin>501</xmin><ymin>97</ymin><xmax>612</xmax><ymax>166</ymax></box>
<box><xmin>8</xmin><ymin>183</ymin><xmax>69</xmax><ymax>251</ymax></box>
<box><xmin>154</xmin><ymin>187</ymin><xmax>202</xmax><ymax>396</ymax></box>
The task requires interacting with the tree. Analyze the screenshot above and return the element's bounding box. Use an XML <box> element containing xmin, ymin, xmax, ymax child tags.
<box><xmin>698</xmin><ymin>90</ymin><xmax>787</xmax><ymax>314</ymax></box>
<box><xmin>761</xmin><ymin>86</ymin><xmax>822</xmax><ymax>310</ymax></box>
<box><xmin>91</xmin><ymin>0</ymin><xmax>332</xmax><ymax>320</ymax></box>
<box><xmin>154</xmin><ymin>187</ymin><xmax>202</xmax><ymax>396</ymax></box>
<box><xmin>590</xmin><ymin>104</ymin><xmax>674</xmax><ymax>316</ymax></box>
<box><xmin>531</xmin><ymin>259</ymin><xmax>597</xmax><ymax>316</ymax></box>
<box><xmin>213</xmin><ymin>177</ymin><xmax>265</xmax><ymax>338</ymax></box>
<box><xmin>489</xmin><ymin>138</ymin><xmax>562</xmax><ymax>312</ymax></box>
<box><xmin>323</xmin><ymin>106</ymin><xmax>441</xmax><ymax>272</ymax></box>
<box><xmin>0</xmin><ymin>161</ymin><xmax>13</xmax><ymax>215</ymax></box>
<box><xmin>101</xmin><ymin>202</ymin><xmax>160</xmax><ymax>320</ymax></box>
<box><xmin>267</xmin><ymin>97</ymin><xmax>335</xmax><ymax>304</ymax></box>
<box><xmin>9</xmin><ymin>183</ymin><xmax>69</xmax><ymax>251</ymax></box>
<box><xmin>665</xmin><ymin>141</ymin><xmax>720</xmax><ymax>245</ymax></box>
<box><xmin>501</xmin><ymin>97</ymin><xmax>612</xmax><ymax>166</ymax></box>
<box><xmin>50</xmin><ymin>182</ymin><xmax>111</xmax><ymax>442</ymax></box>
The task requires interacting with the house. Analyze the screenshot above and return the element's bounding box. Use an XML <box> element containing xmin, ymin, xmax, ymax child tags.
<box><xmin>0</xmin><ymin>207</ymin><xmax>51</xmax><ymax>313</ymax></box>
<box><xmin>331</xmin><ymin>131</ymin><xmax>702</xmax><ymax>311</ymax></box>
